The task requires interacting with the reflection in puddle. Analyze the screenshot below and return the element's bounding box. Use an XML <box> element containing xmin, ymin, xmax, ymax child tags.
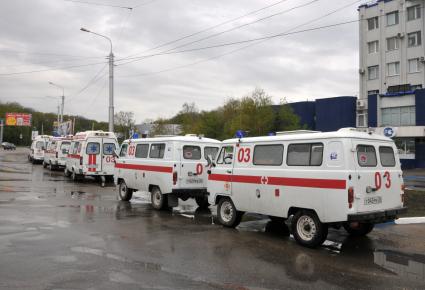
<box><xmin>374</xmin><ymin>250</ymin><xmax>425</xmax><ymax>282</ymax></box>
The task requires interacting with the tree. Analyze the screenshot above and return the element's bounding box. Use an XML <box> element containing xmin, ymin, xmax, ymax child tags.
<box><xmin>276</xmin><ymin>98</ymin><xmax>301</xmax><ymax>131</ymax></box>
<box><xmin>114</xmin><ymin>111</ymin><xmax>135</xmax><ymax>139</ymax></box>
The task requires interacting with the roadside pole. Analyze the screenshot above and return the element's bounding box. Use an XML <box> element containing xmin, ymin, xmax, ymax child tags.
<box><xmin>0</xmin><ymin>119</ymin><xmax>4</xmax><ymax>144</ymax></box>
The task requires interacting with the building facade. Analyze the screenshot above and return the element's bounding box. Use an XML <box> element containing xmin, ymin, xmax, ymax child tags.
<box><xmin>358</xmin><ymin>0</ymin><xmax>425</xmax><ymax>168</ymax></box>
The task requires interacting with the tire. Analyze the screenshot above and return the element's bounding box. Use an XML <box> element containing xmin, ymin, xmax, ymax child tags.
<box><xmin>71</xmin><ymin>171</ymin><xmax>80</xmax><ymax>182</ymax></box>
<box><xmin>291</xmin><ymin>210</ymin><xmax>328</xmax><ymax>248</ymax></box>
<box><xmin>43</xmin><ymin>161</ymin><xmax>48</xmax><ymax>168</ymax></box>
<box><xmin>118</xmin><ymin>181</ymin><xmax>133</xmax><ymax>201</ymax></box>
<box><xmin>217</xmin><ymin>197</ymin><xmax>244</xmax><ymax>228</ymax></box>
<box><xmin>195</xmin><ymin>196</ymin><xmax>210</xmax><ymax>209</ymax></box>
<box><xmin>64</xmin><ymin>168</ymin><xmax>71</xmax><ymax>177</ymax></box>
<box><xmin>150</xmin><ymin>187</ymin><xmax>168</xmax><ymax>210</ymax></box>
<box><xmin>343</xmin><ymin>222</ymin><xmax>374</xmax><ymax>236</ymax></box>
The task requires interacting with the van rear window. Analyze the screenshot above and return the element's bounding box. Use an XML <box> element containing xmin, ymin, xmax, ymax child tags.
<box><xmin>86</xmin><ymin>142</ymin><xmax>100</xmax><ymax>155</ymax></box>
<box><xmin>36</xmin><ymin>141</ymin><xmax>44</xmax><ymax>149</ymax></box>
<box><xmin>103</xmin><ymin>143</ymin><xmax>116</xmax><ymax>155</ymax></box>
<box><xmin>379</xmin><ymin>146</ymin><xmax>396</xmax><ymax>167</ymax></box>
<box><xmin>135</xmin><ymin>144</ymin><xmax>149</xmax><ymax>158</ymax></box>
<box><xmin>150</xmin><ymin>143</ymin><xmax>166</xmax><ymax>159</ymax></box>
<box><xmin>183</xmin><ymin>146</ymin><xmax>201</xmax><ymax>160</ymax></box>
<box><xmin>253</xmin><ymin>144</ymin><xmax>284</xmax><ymax>166</ymax></box>
<box><xmin>357</xmin><ymin>145</ymin><xmax>377</xmax><ymax>167</ymax></box>
<box><xmin>287</xmin><ymin>143</ymin><xmax>323</xmax><ymax>166</ymax></box>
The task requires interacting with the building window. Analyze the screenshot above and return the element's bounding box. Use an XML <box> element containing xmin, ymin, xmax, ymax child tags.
<box><xmin>386</xmin><ymin>37</ymin><xmax>399</xmax><ymax>51</ymax></box>
<box><xmin>407</xmin><ymin>5</ymin><xmax>421</xmax><ymax>21</ymax></box>
<box><xmin>386</xmin><ymin>11</ymin><xmax>399</xmax><ymax>26</ymax></box>
<box><xmin>408</xmin><ymin>31</ymin><xmax>422</xmax><ymax>47</ymax></box>
<box><xmin>395</xmin><ymin>138</ymin><xmax>415</xmax><ymax>154</ymax></box>
<box><xmin>368</xmin><ymin>90</ymin><xmax>379</xmax><ymax>95</ymax></box>
<box><xmin>358</xmin><ymin>113</ymin><xmax>368</xmax><ymax>127</ymax></box>
<box><xmin>408</xmin><ymin>58</ymin><xmax>420</xmax><ymax>73</ymax></box>
<box><xmin>387</xmin><ymin>62</ymin><xmax>400</xmax><ymax>76</ymax></box>
<box><xmin>411</xmin><ymin>84</ymin><xmax>423</xmax><ymax>91</ymax></box>
<box><xmin>381</xmin><ymin>106</ymin><xmax>416</xmax><ymax>126</ymax></box>
<box><xmin>368</xmin><ymin>17</ymin><xmax>379</xmax><ymax>30</ymax></box>
<box><xmin>368</xmin><ymin>41</ymin><xmax>379</xmax><ymax>54</ymax></box>
<box><xmin>368</xmin><ymin>65</ymin><xmax>379</xmax><ymax>80</ymax></box>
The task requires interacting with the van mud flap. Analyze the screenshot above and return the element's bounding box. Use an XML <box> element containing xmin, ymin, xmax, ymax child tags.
<box><xmin>167</xmin><ymin>194</ymin><xmax>178</xmax><ymax>208</ymax></box>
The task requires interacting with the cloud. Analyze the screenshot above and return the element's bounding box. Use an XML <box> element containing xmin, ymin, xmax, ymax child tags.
<box><xmin>0</xmin><ymin>0</ymin><xmax>362</xmax><ymax>124</ymax></box>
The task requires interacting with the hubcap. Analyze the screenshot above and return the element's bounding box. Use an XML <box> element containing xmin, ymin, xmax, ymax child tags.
<box><xmin>296</xmin><ymin>215</ymin><xmax>317</xmax><ymax>242</ymax></box>
<box><xmin>220</xmin><ymin>201</ymin><xmax>234</xmax><ymax>223</ymax></box>
<box><xmin>153</xmin><ymin>190</ymin><xmax>161</xmax><ymax>206</ymax></box>
<box><xmin>120</xmin><ymin>183</ymin><xmax>127</xmax><ymax>198</ymax></box>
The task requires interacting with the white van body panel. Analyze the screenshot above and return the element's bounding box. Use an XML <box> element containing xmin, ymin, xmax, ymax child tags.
<box><xmin>44</xmin><ymin>137</ymin><xmax>72</xmax><ymax>167</ymax></box>
<box><xmin>115</xmin><ymin>136</ymin><xmax>220</xmax><ymax>198</ymax></box>
<box><xmin>30</xmin><ymin>135</ymin><xmax>51</xmax><ymax>161</ymax></box>
<box><xmin>208</xmin><ymin>129</ymin><xmax>405</xmax><ymax>224</ymax></box>
<box><xmin>65</xmin><ymin>131</ymin><xmax>118</xmax><ymax>177</ymax></box>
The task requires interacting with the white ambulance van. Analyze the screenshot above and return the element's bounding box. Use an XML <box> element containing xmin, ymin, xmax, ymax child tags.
<box><xmin>207</xmin><ymin>128</ymin><xmax>407</xmax><ymax>248</ymax></box>
<box><xmin>28</xmin><ymin>135</ymin><xmax>51</xmax><ymax>164</ymax></box>
<box><xmin>43</xmin><ymin>136</ymin><xmax>72</xmax><ymax>170</ymax></box>
<box><xmin>64</xmin><ymin>131</ymin><xmax>118</xmax><ymax>185</ymax></box>
<box><xmin>115</xmin><ymin>135</ymin><xmax>220</xmax><ymax>209</ymax></box>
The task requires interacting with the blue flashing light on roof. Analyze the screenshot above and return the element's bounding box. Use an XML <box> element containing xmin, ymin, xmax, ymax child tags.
<box><xmin>132</xmin><ymin>133</ymin><xmax>139</xmax><ymax>139</ymax></box>
<box><xmin>235</xmin><ymin>130</ymin><xmax>247</xmax><ymax>138</ymax></box>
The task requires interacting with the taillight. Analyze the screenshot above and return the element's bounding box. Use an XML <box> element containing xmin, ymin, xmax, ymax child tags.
<box><xmin>348</xmin><ymin>187</ymin><xmax>354</xmax><ymax>208</ymax></box>
<box><xmin>401</xmin><ymin>184</ymin><xmax>405</xmax><ymax>204</ymax></box>
<box><xmin>80</xmin><ymin>157</ymin><xmax>83</xmax><ymax>166</ymax></box>
<box><xmin>173</xmin><ymin>171</ymin><xmax>177</xmax><ymax>185</ymax></box>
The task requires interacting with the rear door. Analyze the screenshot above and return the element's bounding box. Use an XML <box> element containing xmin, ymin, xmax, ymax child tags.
<box><xmin>101</xmin><ymin>138</ymin><xmax>118</xmax><ymax>175</ymax></box>
<box><xmin>85</xmin><ymin>138</ymin><xmax>101</xmax><ymax>173</ymax></box>
<box><xmin>353</xmin><ymin>140</ymin><xmax>403</xmax><ymax>212</ymax></box>
<box><xmin>208</xmin><ymin>145</ymin><xmax>235</xmax><ymax>197</ymax></box>
<box><xmin>179</xmin><ymin>144</ymin><xmax>204</xmax><ymax>188</ymax></box>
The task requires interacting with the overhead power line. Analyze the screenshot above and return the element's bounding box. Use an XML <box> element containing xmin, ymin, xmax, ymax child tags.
<box><xmin>119</xmin><ymin>0</ymin><xmax>362</xmax><ymax>78</ymax></box>
<box><xmin>66</xmin><ymin>63</ymin><xmax>108</xmax><ymax>102</ymax></box>
<box><xmin>121</xmin><ymin>0</ymin><xmax>291</xmax><ymax>60</ymax></box>
<box><xmin>63</xmin><ymin>0</ymin><xmax>133</xmax><ymax>10</ymax></box>
<box><xmin>117</xmin><ymin>0</ymin><xmax>319</xmax><ymax>66</ymax></box>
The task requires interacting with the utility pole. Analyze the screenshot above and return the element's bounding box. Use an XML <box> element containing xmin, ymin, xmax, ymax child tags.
<box><xmin>0</xmin><ymin>119</ymin><xmax>4</xmax><ymax>144</ymax></box>
<box><xmin>49</xmin><ymin>82</ymin><xmax>65</xmax><ymax>123</ymax></box>
<box><xmin>80</xmin><ymin>27</ymin><xmax>114</xmax><ymax>133</ymax></box>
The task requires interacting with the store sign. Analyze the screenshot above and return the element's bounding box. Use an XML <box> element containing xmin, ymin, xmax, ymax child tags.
<box><xmin>383</xmin><ymin>127</ymin><xmax>396</xmax><ymax>138</ymax></box>
<box><xmin>5</xmin><ymin>113</ymin><xmax>32</xmax><ymax>126</ymax></box>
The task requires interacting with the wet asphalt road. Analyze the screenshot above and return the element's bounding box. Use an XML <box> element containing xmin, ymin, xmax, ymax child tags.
<box><xmin>0</xmin><ymin>148</ymin><xmax>425</xmax><ymax>290</ymax></box>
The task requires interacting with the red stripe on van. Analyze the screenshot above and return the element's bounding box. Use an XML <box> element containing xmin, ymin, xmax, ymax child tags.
<box><xmin>208</xmin><ymin>174</ymin><xmax>346</xmax><ymax>190</ymax></box>
<box><xmin>67</xmin><ymin>154</ymin><xmax>80</xmax><ymax>159</ymax></box>
<box><xmin>115</xmin><ymin>163</ymin><xmax>173</xmax><ymax>173</ymax></box>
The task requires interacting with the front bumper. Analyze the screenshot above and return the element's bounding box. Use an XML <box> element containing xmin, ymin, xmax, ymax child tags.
<box><xmin>347</xmin><ymin>207</ymin><xmax>408</xmax><ymax>223</ymax></box>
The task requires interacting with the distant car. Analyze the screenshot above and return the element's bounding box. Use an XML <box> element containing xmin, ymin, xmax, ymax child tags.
<box><xmin>1</xmin><ymin>142</ymin><xmax>16</xmax><ymax>150</ymax></box>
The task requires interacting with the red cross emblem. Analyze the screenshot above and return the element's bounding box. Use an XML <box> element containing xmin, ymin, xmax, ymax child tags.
<box><xmin>261</xmin><ymin>176</ymin><xmax>268</xmax><ymax>185</ymax></box>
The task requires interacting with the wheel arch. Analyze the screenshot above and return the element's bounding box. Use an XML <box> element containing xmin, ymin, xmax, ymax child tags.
<box><xmin>288</xmin><ymin>207</ymin><xmax>322</xmax><ymax>222</ymax></box>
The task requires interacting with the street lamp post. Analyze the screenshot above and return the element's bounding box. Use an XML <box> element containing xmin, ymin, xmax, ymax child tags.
<box><xmin>80</xmin><ymin>27</ymin><xmax>114</xmax><ymax>133</ymax></box>
<box><xmin>49</xmin><ymin>82</ymin><xmax>65</xmax><ymax>123</ymax></box>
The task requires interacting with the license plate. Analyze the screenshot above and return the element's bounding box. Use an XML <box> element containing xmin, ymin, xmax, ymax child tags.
<box><xmin>364</xmin><ymin>196</ymin><xmax>382</xmax><ymax>205</ymax></box>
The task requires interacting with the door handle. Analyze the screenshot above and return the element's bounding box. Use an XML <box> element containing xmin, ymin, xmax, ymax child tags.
<box><xmin>226</xmin><ymin>170</ymin><xmax>232</xmax><ymax>174</ymax></box>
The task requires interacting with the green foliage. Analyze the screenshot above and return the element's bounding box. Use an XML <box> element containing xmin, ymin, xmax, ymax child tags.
<box><xmin>0</xmin><ymin>101</ymin><xmax>107</xmax><ymax>146</ymax></box>
<box><xmin>166</xmin><ymin>88</ymin><xmax>302</xmax><ymax>140</ymax></box>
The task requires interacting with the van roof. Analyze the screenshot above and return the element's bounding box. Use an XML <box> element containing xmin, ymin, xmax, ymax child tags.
<box><xmin>124</xmin><ymin>135</ymin><xmax>221</xmax><ymax>144</ymax></box>
<box><xmin>221</xmin><ymin>128</ymin><xmax>393</xmax><ymax>144</ymax></box>
<box><xmin>73</xmin><ymin>130</ymin><xmax>117</xmax><ymax>140</ymax></box>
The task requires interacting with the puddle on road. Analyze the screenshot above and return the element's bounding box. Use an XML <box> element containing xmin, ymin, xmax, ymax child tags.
<box><xmin>374</xmin><ymin>250</ymin><xmax>425</xmax><ymax>282</ymax></box>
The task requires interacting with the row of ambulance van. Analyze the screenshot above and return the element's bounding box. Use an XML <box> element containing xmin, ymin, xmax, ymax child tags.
<box><xmin>29</xmin><ymin>128</ymin><xmax>407</xmax><ymax>248</ymax></box>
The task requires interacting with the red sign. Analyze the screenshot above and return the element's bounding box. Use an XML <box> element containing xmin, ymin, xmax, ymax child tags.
<box><xmin>5</xmin><ymin>113</ymin><xmax>32</xmax><ymax>126</ymax></box>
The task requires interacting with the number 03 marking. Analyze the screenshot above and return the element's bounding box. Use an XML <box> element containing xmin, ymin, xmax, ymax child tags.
<box><xmin>375</xmin><ymin>171</ymin><xmax>391</xmax><ymax>190</ymax></box>
<box><xmin>237</xmin><ymin>148</ymin><xmax>251</xmax><ymax>163</ymax></box>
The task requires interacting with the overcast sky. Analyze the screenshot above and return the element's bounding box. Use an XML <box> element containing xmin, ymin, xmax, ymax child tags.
<box><xmin>0</xmin><ymin>0</ymin><xmax>365</xmax><ymax>123</ymax></box>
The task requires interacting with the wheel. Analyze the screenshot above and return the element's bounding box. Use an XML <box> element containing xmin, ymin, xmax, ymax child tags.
<box><xmin>71</xmin><ymin>171</ymin><xmax>80</xmax><ymax>182</ymax></box>
<box><xmin>151</xmin><ymin>187</ymin><xmax>168</xmax><ymax>210</ymax></box>
<box><xmin>291</xmin><ymin>210</ymin><xmax>328</xmax><ymax>248</ymax></box>
<box><xmin>64</xmin><ymin>168</ymin><xmax>71</xmax><ymax>177</ymax></box>
<box><xmin>43</xmin><ymin>161</ymin><xmax>48</xmax><ymax>168</ymax></box>
<box><xmin>217</xmin><ymin>197</ymin><xmax>243</xmax><ymax>228</ymax></box>
<box><xmin>49</xmin><ymin>162</ymin><xmax>54</xmax><ymax>171</ymax></box>
<box><xmin>343</xmin><ymin>222</ymin><xmax>374</xmax><ymax>236</ymax></box>
<box><xmin>118</xmin><ymin>181</ymin><xmax>133</xmax><ymax>201</ymax></box>
<box><xmin>195</xmin><ymin>196</ymin><xmax>210</xmax><ymax>209</ymax></box>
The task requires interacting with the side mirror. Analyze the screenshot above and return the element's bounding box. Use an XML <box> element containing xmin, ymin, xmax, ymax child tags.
<box><xmin>113</xmin><ymin>150</ymin><xmax>119</xmax><ymax>158</ymax></box>
<box><xmin>224</xmin><ymin>155</ymin><xmax>232</xmax><ymax>164</ymax></box>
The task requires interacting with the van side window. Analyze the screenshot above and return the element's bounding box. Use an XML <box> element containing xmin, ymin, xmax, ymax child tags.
<box><xmin>216</xmin><ymin>146</ymin><xmax>234</xmax><ymax>165</ymax></box>
<box><xmin>86</xmin><ymin>142</ymin><xmax>100</xmax><ymax>154</ymax></box>
<box><xmin>287</xmin><ymin>143</ymin><xmax>323</xmax><ymax>166</ymax></box>
<box><xmin>183</xmin><ymin>146</ymin><xmax>201</xmax><ymax>160</ymax></box>
<box><xmin>204</xmin><ymin>147</ymin><xmax>219</xmax><ymax>161</ymax></box>
<box><xmin>135</xmin><ymin>144</ymin><xmax>149</xmax><ymax>158</ymax></box>
<box><xmin>72</xmin><ymin>142</ymin><xmax>80</xmax><ymax>154</ymax></box>
<box><xmin>253</xmin><ymin>144</ymin><xmax>284</xmax><ymax>166</ymax></box>
<box><xmin>120</xmin><ymin>144</ymin><xmax>128</xmax><ymax>157</ymax></box>
<box><xmin>357</xmin><ymin>145</ymin><xmax>377</xmax><ymax>167</ymax></box>
<box><xmin>61</xmin><ymin>142</ymin><xmax>71</xmax><ymax>154</ymax></box>
<box><xmin>150</xmin><ymin>143</ymin><xmax>166</xmax><ymax>159</ymax></box>
<box><xmin>103</xmin><ymin>143</ymin><xmax>116</xmax><ymax>155</ymax></box>
<box><xmin>379</xmin><ymin>146</ymin><xmax>396</xmax><ymax>167</ymax></box>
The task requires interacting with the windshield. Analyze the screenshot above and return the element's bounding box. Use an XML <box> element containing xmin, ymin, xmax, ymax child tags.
<box><xmin>35</xmin><ymin>141</ymin><xmax>44</xmax><ymax>149</ymax></box>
